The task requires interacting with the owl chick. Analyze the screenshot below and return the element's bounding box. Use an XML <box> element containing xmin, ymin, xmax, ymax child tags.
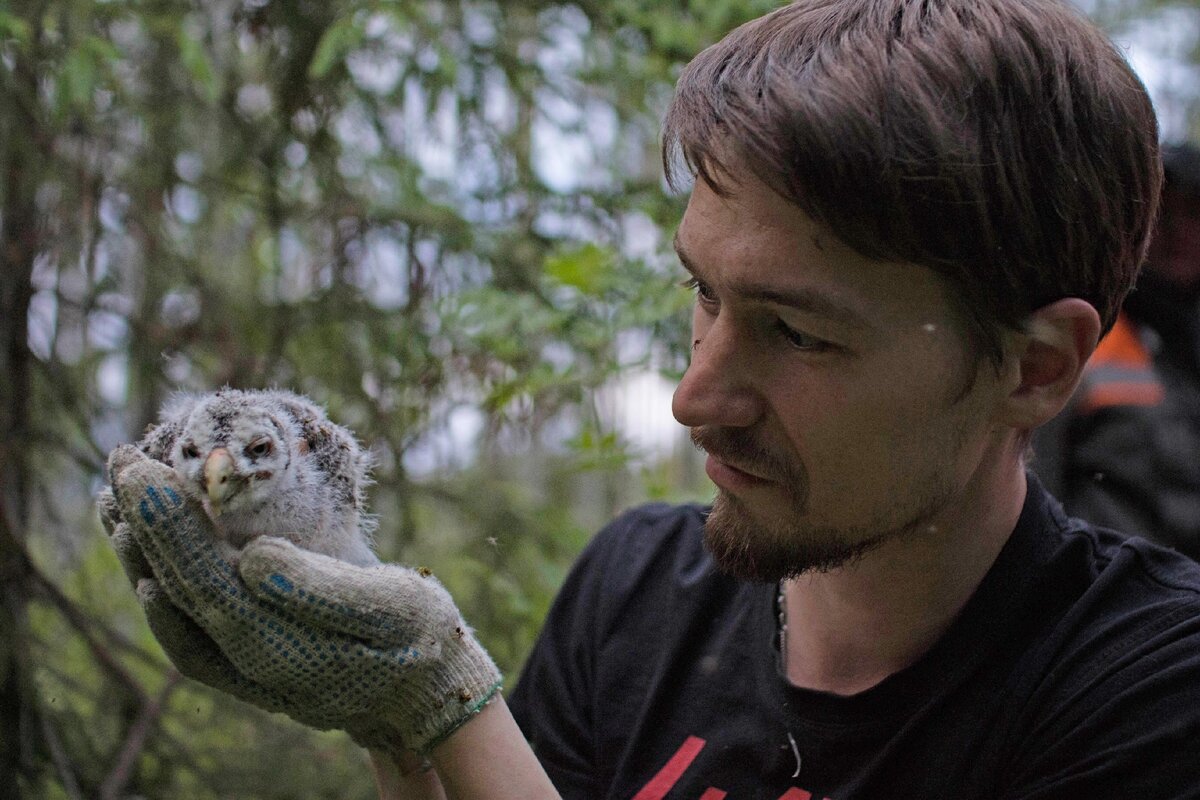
<box><xmin>136</xmin><ymin>388</ymin><xmax>378</xmax><ymax>567</ymax></box>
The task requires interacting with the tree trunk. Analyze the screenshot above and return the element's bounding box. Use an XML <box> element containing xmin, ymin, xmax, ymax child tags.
<box><xmin>0</xmin><ymin>113</ymin><xmax>40</xmax><ymax>800</ymax></box>
<box><xmin>0</xmin><ymin>11</ymin><xmax>47</xmax><ymax>795</ymax></box>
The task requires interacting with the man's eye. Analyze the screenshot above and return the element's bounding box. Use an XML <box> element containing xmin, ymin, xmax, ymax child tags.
<box><xmin>776</xmin><ymin>320</ymin><xmax>828</xmax><ymax>351</ymax></box>
<box><xmin>681</xmin><ymin>276</ymin><xmax>718</xmax><ymax>305</ymax></box>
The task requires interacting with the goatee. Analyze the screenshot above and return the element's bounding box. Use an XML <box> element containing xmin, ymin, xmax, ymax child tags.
<box><xmin>692</xmin><ymin>425</ymin><xmax>947</xmax><ymax>583</ymax></box>
<box><xmin>703</xmin><ymin>490</ymin><xmax>891</xmax><ymax>582</ymax></box>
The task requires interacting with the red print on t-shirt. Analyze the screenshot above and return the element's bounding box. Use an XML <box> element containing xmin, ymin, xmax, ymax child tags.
<box><xmin>632</xmin><ymin>736</ymin><xmax>833</xmax><ymax>800</ymax></box>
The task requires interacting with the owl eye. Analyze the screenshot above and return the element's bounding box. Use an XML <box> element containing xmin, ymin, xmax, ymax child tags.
<box><xmin>245</xmin><ymin>437</ymin><xmax>273</xmax><ymax>458</ymax></box>
<box><xmin>181</xmin><ymin>442</ymin><xmax>200</xmax><ymax>459</ymax></box>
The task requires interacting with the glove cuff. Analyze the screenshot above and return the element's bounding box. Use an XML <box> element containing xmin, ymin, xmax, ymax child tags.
<box><xmin>405</xmin><ymin>629</ymin><xmax>503</xmax><ymax>754</ymax></box>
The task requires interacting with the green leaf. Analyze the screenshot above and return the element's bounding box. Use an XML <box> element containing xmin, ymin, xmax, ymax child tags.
<box><xmin>0</xmin><ymin>12</ymin><xmax>31</xmax><ymax>45</ymax></box>
<box><xmin>61</xmin><ymin>47</ymin><xmax>95</xmax><ymax>109</ymax></box>
<box><xmin>83</xmin><ymin>36</ymin><xmax>122</xmax><ymax>64</ymax></box>
<box><xmin>308</xmin><ymin>17</ymin><xmax>365</xmax><ymax>80</ymax></box>
<box><xmin>177</xmin><ymin>30</ymin><xmax>219</xmax><ymax>103</ymax></box>
<box><xmin>544</xmin><ymin>243</ymin><xmax>615</xmax><ymax>295</ymax></box>
<box><xmin>56</xmin><ymin>37</ymin><xmax>122</xmax><ymax>113</ymax></box>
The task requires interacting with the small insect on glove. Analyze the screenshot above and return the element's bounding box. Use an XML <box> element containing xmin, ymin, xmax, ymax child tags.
<box><xmin>101</xmin><ymin>445</ymin><xmax>502</xmax><ymax>755</ymax></box>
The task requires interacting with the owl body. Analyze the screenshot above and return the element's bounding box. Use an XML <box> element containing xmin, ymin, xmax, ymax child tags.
<box><xmin>138</xmin><ymin>388</ymin><xmax>377</xmax><ymax>566</ymax></box>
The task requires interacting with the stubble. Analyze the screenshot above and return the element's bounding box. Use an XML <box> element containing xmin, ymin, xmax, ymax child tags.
<box><xmin>693</xmin><ymin>425</ymin><xmax>959</xmax><ymax>583</ymax></box>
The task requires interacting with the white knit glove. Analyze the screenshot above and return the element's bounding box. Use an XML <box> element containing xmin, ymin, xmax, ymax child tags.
<box><xmin>100</xmin><ymin>445</ymin><xmax>502</xmax><ymax>754</ymax></box>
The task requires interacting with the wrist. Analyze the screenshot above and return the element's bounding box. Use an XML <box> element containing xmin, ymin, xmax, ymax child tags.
<box><xmin>369</xmin><ymin>748</ymin><xmax>444</xmax><ymax>800</ymax></box>
<box><xmin>427</xmin><ymin>695</ymin><xmax>560</xmax><ymax>800</ymax></box>
<box><xmin>417</xmin><ymin>678</ymin><xmax>504</xmax><ymax>754</ymax></box>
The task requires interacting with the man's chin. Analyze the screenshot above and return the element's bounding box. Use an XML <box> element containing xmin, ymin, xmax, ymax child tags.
<box><xmin>702</xmin><ymin>492</ymin><xmax>886</xmax><ymax>582</ymax></box>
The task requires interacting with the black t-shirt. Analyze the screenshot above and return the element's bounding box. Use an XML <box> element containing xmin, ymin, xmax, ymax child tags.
<box><xmin>509</xmin><ymin>478</ymin><xmax>1200</xmax><ymax>799</ymax></box>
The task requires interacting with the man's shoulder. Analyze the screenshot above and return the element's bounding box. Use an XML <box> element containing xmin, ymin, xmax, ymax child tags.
<box><xmin>1054</xmin><ymin>507</ymin><xmax>1200</xmax><ymax>599</ymax></box>
<box><xmin>595</xmin><ymin>501</ymin><xmax>705</xmax><ymax>544</ymax></box>
<box><xmin>574</xmin><ymin>502</ymin><xmax>717</xmax><ymax>606</ymax></box>
<box><xmin>590</xmin><ymin>501</ymin><xmax>709</xmax><ymax>556</ymax></box>
<box><xmin>1024</xmin><ymin>505</ymin><xmax>1200</xmax><ymax>692</ymax></box>
<box><xmin>997</xmin><ymin>484</ymin><xmax>1200</xmax><ymax>693</ymax></box>
<box><xmin>997</xmin><ymin>515</ymin><xmax>1200</xmax><ymax>794</ymax></box>
<box><xmin>598</xmin><ymin>501</ymin><xmax>707</xmax><ymax>532</ymax></box>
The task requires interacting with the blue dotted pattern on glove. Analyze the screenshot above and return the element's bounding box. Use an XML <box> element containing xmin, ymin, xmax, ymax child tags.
<box><xmin>129</xmin><ymin>480</ymin><xmax>422</xmax><ymax>719</ymax></box>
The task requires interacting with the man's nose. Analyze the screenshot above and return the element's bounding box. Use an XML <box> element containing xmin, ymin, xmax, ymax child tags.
<box><xmin>671</xmin><ymin>320</ymin><xmax>764</xmax><ymax>429</ymax></box>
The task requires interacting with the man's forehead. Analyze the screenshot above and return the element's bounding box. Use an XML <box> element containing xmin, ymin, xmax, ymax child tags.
<box><xmin>673</xmin><ymin>173</ymin><xmax>870</xmax><ymax>275</ymax></box>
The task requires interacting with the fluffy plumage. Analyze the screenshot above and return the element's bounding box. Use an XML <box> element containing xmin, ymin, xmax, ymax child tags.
<box><xmin>137</xmin><ymin>388</ymin><xmax>377</xmax><ymax>566</ymax></box>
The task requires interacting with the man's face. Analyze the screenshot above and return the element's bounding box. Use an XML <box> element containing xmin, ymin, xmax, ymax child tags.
<box><xmin>671</xmin><ymin>174</ymin><xmax>1010</xmax><ymax>582</ymax></box>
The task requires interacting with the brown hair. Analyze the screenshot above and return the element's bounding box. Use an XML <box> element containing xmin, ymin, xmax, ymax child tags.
<box><xmin>663</xmin><ymin>0</ymin><xmax>1161</xmax><ymax>366</ymax></box>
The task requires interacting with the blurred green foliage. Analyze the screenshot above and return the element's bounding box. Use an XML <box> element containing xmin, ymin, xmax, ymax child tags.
<box><xmin>0</xmin><ymin>0</ymin><xmax>778</xmax><ymax>795</ymax></box>
<box><xmin>0</xmin><ymin>0</ymin><xmax>1196</xmax><ymax>797</ymax></box>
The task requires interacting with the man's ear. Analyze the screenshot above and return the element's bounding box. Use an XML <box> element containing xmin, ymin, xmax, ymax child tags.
<box><xmin>996</xmin><ymin>298</ymin><xmax>1101</xmax><ymax>429</ymax></box>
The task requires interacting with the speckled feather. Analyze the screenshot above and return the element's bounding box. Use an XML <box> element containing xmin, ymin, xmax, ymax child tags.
<box><xmin>137</xmin><ymin>388</ymin><xmax>378</xmax><ymax>566</ymax></box>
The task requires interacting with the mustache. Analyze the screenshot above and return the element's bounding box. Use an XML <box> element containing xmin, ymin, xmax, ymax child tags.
<box><xmin>689</xmin><ymin>426</ymin><xmax>802</xmax><ymax>485</ymax></box>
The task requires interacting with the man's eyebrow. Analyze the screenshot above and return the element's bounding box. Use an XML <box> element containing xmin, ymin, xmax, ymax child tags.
<box><xmin>673</xmin><ymin>233</ymin><xmax>874</xmax><ymax>333</ymax></box>
<box><xmin>672</xmin><ymin>231</ymin><xmax>693</xmax><ymax>272</ymax></box>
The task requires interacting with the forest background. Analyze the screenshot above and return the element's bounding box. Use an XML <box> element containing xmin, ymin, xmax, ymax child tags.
<box><xmin>1</xmin><ymin>1</ymin><xmax>1198</xmax><ymax>797</ymax></box>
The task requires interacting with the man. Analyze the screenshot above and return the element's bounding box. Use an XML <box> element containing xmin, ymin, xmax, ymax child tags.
<box><xmin>1034</xmin><ymin>142</ymin><xmax>1200</xmax><ymax>560</ymax></box>
<box><xmin>103</xmin><ymin>1</ymin><xmax>1200</xmax><ymax>798</ymax></box>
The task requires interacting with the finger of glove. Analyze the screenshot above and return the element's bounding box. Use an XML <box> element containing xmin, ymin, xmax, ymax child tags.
<box><xmin>192</xmin><ymin>596</ymin><xmax>416</xmax><ymax>724</ymax></box>
<box><xmin>109</xmin><ymin>523</ymin><xmax>154</xmax><ymax>588</ymax></box>
<box><xmin>112</xmin><ymin>454</ymin><xmax>245</xmax><ymax>612</ymax></box>
<box><xmin>139</xmin><ymin>578</ymin><xmax>328</xmax><ymax>719</ymax></box>
<box><xmin>134</xmin><ymin>537</ymin><xmax>395</xmax><ymax>717</ymax></box>
<box><xmin>240</xmin><ymin>537</ymin><xmax>461</xmax><ymax>650</ymax></box>
<box><xmin>145</xmin><ymin>572</ymin><xmax>383</xmax><ymax>725</ymax></box>
<box><xmin>132</xmin><ymin>520</ymin><xmax>407</xmax><ymax>731</ymax></box>
<box><xmin>96</xmin><ymin>487</ymin><xmax>123</xmax><ymax>534</ymax></box>
<box><xmin>112</xmin><ymin>463</ymin><xmax>309</xmax><ymax>692</ymax></box>
<box><xmin>138</xmin><ymin>577</ymin><xmax>241</xmax><ymax>693</ymax></box>
<box><xmin>106</xmin><ymin>443</ymin><xmax>150</xmax><ymax>485</ymax></box>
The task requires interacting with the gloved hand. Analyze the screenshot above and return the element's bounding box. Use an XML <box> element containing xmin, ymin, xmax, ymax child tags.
<box><xmin>99</xmin><ymin>445</ymin><xmax>502</xmax><ymax>755</ymax></box>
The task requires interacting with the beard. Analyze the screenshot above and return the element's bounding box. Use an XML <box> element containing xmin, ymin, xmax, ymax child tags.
<box><xmin>692</xmin><ymin>425</ymin><xmax>958</xmax><ymax>583</ymax></box>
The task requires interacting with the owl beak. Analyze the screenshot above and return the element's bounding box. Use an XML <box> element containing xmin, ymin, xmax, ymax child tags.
<box><xmin>203</xmin><ymin>448</ymin><xmax>237</xmax><ymax>511</ymax></box>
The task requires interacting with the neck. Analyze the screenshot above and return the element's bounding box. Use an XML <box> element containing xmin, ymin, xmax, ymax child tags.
<box><xmin>780</xmin><ymin>457</ymin><xmax>1027</xmax><ymax>695</ymax></box>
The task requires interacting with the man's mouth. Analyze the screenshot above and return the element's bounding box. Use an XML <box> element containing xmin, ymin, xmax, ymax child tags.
<box><xmin>690</xmin><ymin>425</ymin><xmax>798</xmax><ymax>492</ymax></box>
<box><xmin>704</xmin><ymin>454</ymin><xmax>771</xmax><ymax>490</ymax></box>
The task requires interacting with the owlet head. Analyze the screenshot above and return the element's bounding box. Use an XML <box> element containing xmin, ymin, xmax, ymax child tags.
<box><xmin>170</xmin><ymin>393</ymin><xmax>300</xmax><ymax>515</ymax></box>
